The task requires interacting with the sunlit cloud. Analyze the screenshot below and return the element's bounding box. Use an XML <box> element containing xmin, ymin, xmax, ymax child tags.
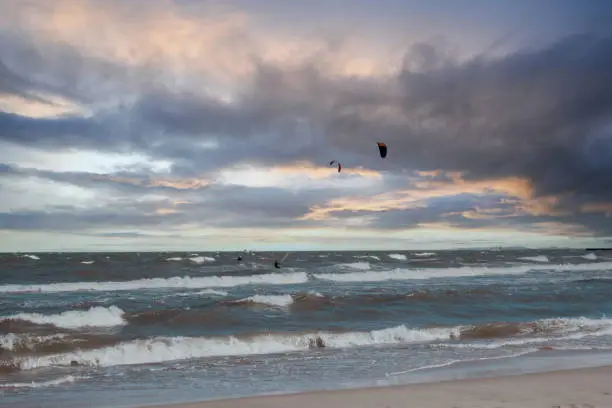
<box><xmin>301</xmin><ymin>172</ymin><xmax>559</xmax><ymax>221</ymax></box>
<box><xmin>0</xmin><ymin>93</ymin><xmax>89</xmax><ymax>119</ymax></box>
<box><xmin>215</xmin><ymin>161</ymin><xmax>381</xmax><ymax>190</ymax></box>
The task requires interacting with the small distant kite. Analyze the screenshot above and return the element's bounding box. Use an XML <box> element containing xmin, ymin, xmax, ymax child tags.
<box><xmin>377</xmin><ymin>142</ymin><xmax>387</xmax><ymax>159</ymax></box>
<box><xmin>329</xmin><ymin>160</ymin><xmax>342</xmax><ymax>172</ymax></box>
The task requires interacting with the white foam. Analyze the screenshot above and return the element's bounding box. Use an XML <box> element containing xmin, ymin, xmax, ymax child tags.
<box><xmin>446</xmin><ymin>316</ymin><xmax>612</xmax><ymax>350</ymax></box>
<box><xmin>166</xmin><ymin>257</ymin><xmax>183</xmax><ymax>261</ymax></box>
<box><xmin>413</xmin><ymin>252</ymin><xmax>436</xmax><ymax>257</ymax></box>
<box><xmin>388</xmin><ymin>253</ymin><xmax>407</xmax><ymax>261</ymax></box>
<box><xmin>189</xmin><ymin>256</ymin><xmax>215</xmax><ymax>264</ymax></box>
<box><xmin>386</xmin><ymin>349</ymin><xmax>538</xmax><ymax>376</ymax></box>
<box><xmin>536</xmin><ymin>316</ymin><xmax>612</xmax><ymax>333</ymax></box>
<box><xmin>336</xmin><ymin>262</ymin><xmax>371</xmax><ymax>270</ymax></box>
<box><xmin>582</xmin><ymin>253</ymin><xmax>598</xmax><ymax>260</ymax></box>
<box><xmin>0</xmin><ymin>333</ymin><xmax>67</xmax><ymax>351</ymax></box>
<box><xmin>313</xmin><ymin>261</ymin><xmax>612</xmax><ymax>283</ymax></box>
<box><xmin>354</xmin><ymin>255</ymin><xmax>381</xmax><ymax>260</ymax></box>
<box><xmin>18</xmin><ymin>324</ymin><xmax>460</xmax><ymax>370</ymax></box>
<box><xmin>4</xmin><ymin>306</ymin><xmax>126</xmax><ymax>329</ymax></box>
<box><xmin>239</xmin><ymin>294</ymin><xmax>295</xmax><ymax>307</ymax></box>
<box><xmin>80</xmin><ymin>260</ymin><xmax>95</xmax><ymax>264</ymax></box>
<box><xmin>0</xmin><ymin>272</ymin><xmax>309</xmax><ymax>294</ymax></box>
<box><xmin>0</xmin><ymin>375</ymin><xmax>85</xmax><ymax>389</ymax></box>
<box><xmin>518</xmin><ymin>255</ymin><xmax>549</xmax><ymax>263</ymax></box>
<box><xmin>168</xmin><ymin>289</ymin><xmax>228</xmax><ymax>298</ymax></box>
<box><xmin>23</xmin><ymin>254</ymin><xmax>40</xmax><ymax>260</ymax></box>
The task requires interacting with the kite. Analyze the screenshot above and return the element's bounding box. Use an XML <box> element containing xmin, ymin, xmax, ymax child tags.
<box><xmin>377</xmin><ymin>142</ymin><xmax>387</xmax><ymax>159</ymax></box>
<box><xmin>329</xmin><ymin>160</ymin><xmax>342</xmax><ymax>172</ymax></box>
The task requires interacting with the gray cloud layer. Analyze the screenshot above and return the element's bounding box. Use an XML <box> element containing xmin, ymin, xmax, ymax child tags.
<box><xmin>1</xmin><ymin>10</ymin><xmax>612</xmax><ymax>240</ymax></box>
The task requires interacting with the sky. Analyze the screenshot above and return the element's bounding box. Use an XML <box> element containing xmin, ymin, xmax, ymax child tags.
<box><xmin>1</xmin><ymin>0</ymin><xmax>612</xmax><ymax>252</ymax></box>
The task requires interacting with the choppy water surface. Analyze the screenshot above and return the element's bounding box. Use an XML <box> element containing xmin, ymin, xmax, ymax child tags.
<box><xmin>2</xmin><ymin>249</ymin><xmax>612</xmax><ymax>407</ymax></box>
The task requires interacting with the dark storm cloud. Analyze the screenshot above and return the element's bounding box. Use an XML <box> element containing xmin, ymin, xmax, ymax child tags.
<box><xmin>0</xmin><ymin>32</ymin><xmax>139</xmax><ymax>106</ymax></box>
<box><xmin>0</xmin><ymin>111</ymin><xmax>114</xmax><ymax>150</ymax></box>
<box><xmin>0</xmin><ymin>210</ymin><xmax>166</xmax><ymax>231</ymax></box>
<box><xmin>368</xmin><ymin>34</ymin><xmax>612</xmax><ymax>200</ymax></box>
<box><xmin>7</xmin><ymin>29</ymin><xmax>611</xmax><ymax>202</ymax></box>
<box><xmin>2</xmin><ymin>14</ymin><xmax>612</xmax><ymax>239</ymax></box>
<box><xmin>0</xmin><ymin>163</ymin><xmax>211</xmax><ymax>194</ymax></box>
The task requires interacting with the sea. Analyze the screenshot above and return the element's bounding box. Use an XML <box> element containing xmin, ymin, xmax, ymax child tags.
<box><xmin>2</xmin><ymin>248</ymin><xmax>612</xmax><ymax>408</ymax></box>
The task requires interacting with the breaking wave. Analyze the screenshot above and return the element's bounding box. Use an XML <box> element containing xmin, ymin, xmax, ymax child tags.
<box><xmin>235</xmin><ymin>295</ymin><xmax>295</xmax><ymax>308</ymax></box>
<box><xmin>7</xmin><ymin>315</ymin><xmax>611</xmax><ymax>372</ymax></box>
<box><xmin>3</xmin><ymin>261</ymin><xmax>612</xmax><ymax>295</ymax></box>
<box><xmin>518</xmin><ymin>255</ymin><xmax>549</xmax><ymax>263</ymax></box>
<box><xmin>15</xmin><ymin>324</ymin><xmax>459</xmax><ymax>370</ymax></box>
<box><xmin>2</xmin><ymin>306</ymin><xmax>126</xmax><ymax>329</ymax></box>
<box><xmin>413</xmin><ymin>252</ymin><xmax>436</xmax><ymax>257</ymax></box>
<box><xmin>0</xmin><ymin>375</ymin><xmax>86</xmax><ymax>389</ymax></box>
<box><xmin>336</xmin><ymin>262</ymin><xmax>371</xmax><ymax>270</ymax></box>
<box><xmin>388</xmin><ymin>254</ymin><xmax>407</xmax><ymax>261</ymax></box>
<box><xmin>189</xmin><ymin>256</ymin><xmax>216</xmax><ymax>264</ymax></box>
<box><xmin>229</xmin><ymin>291</ymin><xmax>325</xmax><ymax>308</ymax></box>
<box><xmin>0</xmin><ymin>272</ymin><xmax>309</xmax><ymax>294</ymax></box>
<box><xmin>314</xmin><ymin>262</ymin><xmax>612</xmax><ymax>283</ymax></box>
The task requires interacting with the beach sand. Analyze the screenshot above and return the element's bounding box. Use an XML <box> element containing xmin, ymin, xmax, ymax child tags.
<box><xmin>139</xmin><ymin>365</ymin><xmax>612</xmax><ymax>408</ymax></box>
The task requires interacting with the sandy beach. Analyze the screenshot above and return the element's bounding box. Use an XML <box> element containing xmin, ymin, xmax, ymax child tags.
<box><xmin>140</xmin><ymin>365</ymin><xmax>612</xmax><ymax>408</ymax></box>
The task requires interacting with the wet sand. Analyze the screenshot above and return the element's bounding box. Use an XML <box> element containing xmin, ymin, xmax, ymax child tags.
<box><xmin>139</xmin><ymin>365</ymin><xmax>612</xmax><ymax>408</ymax></box>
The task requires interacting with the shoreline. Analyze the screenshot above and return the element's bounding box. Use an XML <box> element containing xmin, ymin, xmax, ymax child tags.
<box><xmin>139</xmin><ymin>365</ymin><xmax>612</xmax><ymax>408</ymax></box>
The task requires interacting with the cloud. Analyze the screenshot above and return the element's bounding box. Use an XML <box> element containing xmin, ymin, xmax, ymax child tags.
<box><xmin>1</xmin><ymin>0</ymin><xmax>611</xmax><ymax>250</ymax></box>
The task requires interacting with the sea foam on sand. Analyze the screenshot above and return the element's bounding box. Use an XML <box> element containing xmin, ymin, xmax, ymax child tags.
<box><xmin>138</xmin><ymin>365</ymin><xmax>612</xmax><ymax>408</ymax></box>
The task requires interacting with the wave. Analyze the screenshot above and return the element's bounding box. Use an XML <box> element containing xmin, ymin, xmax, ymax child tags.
<box><xmin>22</xmin><ymin>254</ymin><xmax>40</xmax><ymax>260</ymax></box>
<box><xmin>413</xmin><ymin>252</ymin><xmax>436</xmax><ymax>257</ymax></box>
<box><xmin>388</xmin><ymin>254</ymin><xmax>407</xmax><ymax>261</ymax></box>
<box><xmin>80</xmin><ymin>260</ymin><xmax>95</xmax><ymax>264</ymax></box>
<box><xmin>313</xmin><ymin>261</ymin><xmax>612</xmax><ymax>283</ymax></box>
<box><xmin>4</xmin><ymin>315</ymin><xmax>611</xmax><ymax>372</ymax></box>
<box><xmin>2</xmin><ymin>306</ymin><xmax>126</xmax><ymax>329</ymax></box>
<box><xmin>386</xmin><ymin>349</ymin><xmax>538</xmax><ymax>377</ymax></box>
<box><xmin>336</xmin><ymin>262</ymin><xmax>371</xmax><ymax>270</ymax></box>
<box><xmin>2</xmin><ymin>261</ymin><xmax>611</xmax><ymax>296</ymax></box>
<box><xmin>582</xmin><ymin>253</ymin><xmax>598</xmax><ymax>260</ymax></box>
<box><xmin>14</xmin><ymin>324</ymin><xmax>460</xmax><ymax>370</ymax></box>
<box><xmin>229</xmin><ymin>291</ymin><xmax>325</xmax><ymax>308</ymax></box>
<box><xmin>0</xmin><ymin>375</ymin><xmax>85</xmax><ymax>389</ymax></box>
<box><xmin>189</xmin><ymin>256</ymin><xmax>215</xmax><ymax>264</ymax></box>
<box><xmin>354</xmin><ymin>255</ymin><xmax>381</xmax><ymax>260</ymax></box>
<box><xmin>0</xmin><ymin>272</ymin><xmax>309</xmax><ymax>294</ymax></box>
<box><xmin>1</xmin><ymin>333</ymin><xmax>67</xmax><ymax>352</ymax></box>
<box><xmin>234</xmin><ymin>295</ymin><xmax>295</xmax><ymax>308</ymax></box>
<box><xmin>165</xmin><ymin>289</ymin><xmax>228</xmax><ymax>298</ymax></box>
<box><xmin>445</xmin><ymin>316</ymin><xmax>612</xmax><ymax>350</ymax></box>
<box><xmin>518</xmin><ymin>255</ymin><xmax>549</xmax><ymax>263</ymax></box>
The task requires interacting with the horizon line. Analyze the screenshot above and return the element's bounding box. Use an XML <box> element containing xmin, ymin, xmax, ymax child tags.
<box><xmin>0</xmin><ymin>246</ymin><xmax>601</xmax><ymax>254</ymax></box>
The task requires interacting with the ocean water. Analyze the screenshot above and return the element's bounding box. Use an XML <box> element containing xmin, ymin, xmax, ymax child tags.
<box><xmin>2</xmin><ymin>249</ymin><xmax>612</xmax><ymax>408</ymax></box>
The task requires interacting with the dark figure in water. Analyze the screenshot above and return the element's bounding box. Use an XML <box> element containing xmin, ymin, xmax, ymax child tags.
<box><xmin>236</xmin><ymin>255</ymin><xmax>242</xmax><ymax>263</ymax></box>
<box><xmin>274</xmin><ymin>260</ymin><xmax>280</xmax><ymax>269</ymax></box>
<box><xmin>308</xmin><ymin>336</ymin><xmax>326</xmax><ymax>349</ymax></box>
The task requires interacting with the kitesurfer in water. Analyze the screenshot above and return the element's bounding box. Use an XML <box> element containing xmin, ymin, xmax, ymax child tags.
<box><xmin>274</xmin><ymin>260</ymin><xmax>280</xmax><ymax>269</ymax></box>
